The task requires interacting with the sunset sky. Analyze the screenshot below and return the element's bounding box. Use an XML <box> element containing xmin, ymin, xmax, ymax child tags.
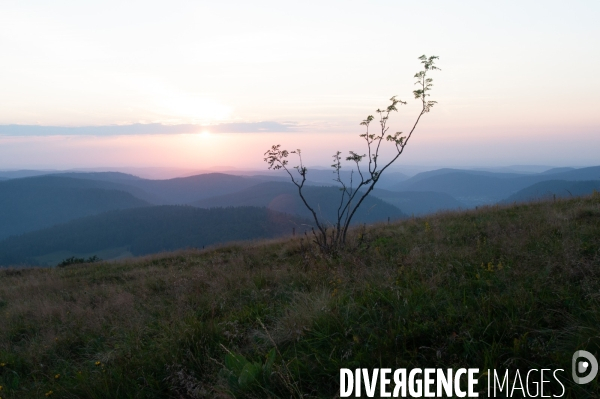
<box><xmin>1</xmin><ymin>1</ymin><xmax>599</xmax><ymax>173</ymax></box>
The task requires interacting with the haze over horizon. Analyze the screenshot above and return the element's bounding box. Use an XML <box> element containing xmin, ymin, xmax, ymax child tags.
<box><xmin>1</xmin><ymin>1</ymin><xmax>599</xmax><ymax>170</ymax></box>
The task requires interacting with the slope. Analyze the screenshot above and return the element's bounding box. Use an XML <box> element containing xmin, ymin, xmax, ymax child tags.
<box><xmin>0</xmin><ymin>206</ymin><xmax>309</xmax><ymax>266</ymax></box>
<box><xmin>60</xmin><ymin>172</ymin><xmax>286</xmax><ymax>204</ymax></box>
<box><xmin>370</xmin><ymin>188</ymin><xmax>466</xmax><ymax>215</ymax></box>
<box><xmin>192</xmin><ymin>181</ymin><xmax>406</xmax><ymax>224</ymax></box>
<box><xmin>0</xmin><ymin>195</ymin><xmax>598</xmax><ymax>397</ymax></box>
<box><xmin>500</xmin><ymin>180</ymin><xmax>600</xmax><ymax>203</ymax></box>
<box><xmin>0</xmin><ymin>176</ymin><xmax>150</xmax><ymax>239</ymax></box>
<box><xmin>389</xmin><ymin>165</ymin><xmax>600</xmax><ymax>206</ymax></box>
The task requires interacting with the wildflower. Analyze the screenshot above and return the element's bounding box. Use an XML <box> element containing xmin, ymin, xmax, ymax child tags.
<box><xmin>45</xmin><ymin>391</ymin><xmax>54</xmax><ymax>397</ymax></box>
<box><xmin>476</xmin><ymin>273</ymin><xmax>480</xmax><ymax>280</ymax></box>
<box><xmin>54</xmin><ymin>374</ymin><xmax>60</xmax><ymax>379</ymax></box>
<box><xmin>95</xmin><ymin>361</ymin><xmax>102</xmax><ymax>366</ymax></box>
<box><xmin>0</xmin><ymin>385</ymin><xmax>3</xmax><ymax>390</ymax></box>
<box><xmin>497</xmin><ymin>262</ymin><xmax>504</xmax><ymax>270</ymax></box>
<box><xmin>0</xmin><ymin>363</ymin><xmax>5</xmax><ymax>367</ymax></box>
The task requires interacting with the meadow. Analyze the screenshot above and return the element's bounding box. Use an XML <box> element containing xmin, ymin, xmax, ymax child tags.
<box><xmin>0</xmin><ymin>194</ymin><xmax>599</xmax><ymax>398</ymax></box>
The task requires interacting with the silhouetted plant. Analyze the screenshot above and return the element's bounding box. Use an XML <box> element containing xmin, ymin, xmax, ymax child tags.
<box><xmin>57</xmin><ymin>255</ymin><xmax>101</xmax><ymax>267</ymax></box>
<box><xmin>264</xmin><ymin>55</ymin><xmax>440</xmax><ymax>252</ymax></box>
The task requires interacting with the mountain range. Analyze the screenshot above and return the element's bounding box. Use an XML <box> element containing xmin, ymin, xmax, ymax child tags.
<box><xmin>390</xmin><ymin>166</ymin><xmax>600</xmax><ymax>206</ymax></box>
<box><xmin>0</xmin><ymin>165</ymin><xmax>598</xmax><ymax>266</ymax></box>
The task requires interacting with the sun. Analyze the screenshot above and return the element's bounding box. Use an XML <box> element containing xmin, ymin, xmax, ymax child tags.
<box><xmin>200</xmin><ymin>130</ymin><xmax>211</xmax><ymax>137</ymax></box>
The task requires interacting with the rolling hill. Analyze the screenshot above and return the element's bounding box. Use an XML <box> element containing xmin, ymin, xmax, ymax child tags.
<box><xmin>0</xmin><ymin>205</ymin><xmax>308</xmax><ymax>266</ymax></box>
<box><xmin>192</xmin><ymin>181</ymin><xmax>406</xmax><ymax>224</ymax></box>
<box><xmin>370</xmin><ymin>188</ymin><xmax>466</xmax><ymax>215</ymax></box>
<box><xmin>388</xmin><ymin>165</ymin><xmax>600</xmax><ymax>206</ymax></box>
<box><xmin>0</xmin><ymin>176</ymin><xmax>150</xmax><ymax>240</ymax></box>
<box><xmin>500</xmin><ymin>180</ymin><xmax>600</xmax><ymax>204</ymax></box>
<box><xmin>0</xmin><ymin>169</ymin><xmax>58</xmax><ymax>179</ymax></box>
<box><xmin>58</xmin><ymin>171</ymin><xmax>289</xmax><ymax>204</ymax></box>
<box><xmin>275</xmin><ymin>168</ymin><xmax>410</xmax><ymax>190</ymax></box>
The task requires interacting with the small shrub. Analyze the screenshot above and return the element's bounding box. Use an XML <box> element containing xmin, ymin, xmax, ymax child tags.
<box><xmin>57</xmin><ymin>255</ymin><xmax>101</xmax><ymax>267</ymax></box>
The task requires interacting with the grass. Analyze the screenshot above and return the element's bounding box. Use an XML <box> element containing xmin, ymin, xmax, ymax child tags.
<box><xmin>0</xmin><ymin>195</ymin><xmax>599</xmax><ymax>398</ymax></box>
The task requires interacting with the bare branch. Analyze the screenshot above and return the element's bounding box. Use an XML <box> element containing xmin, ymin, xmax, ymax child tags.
<box><xmin>264</xmin><ymin>55</ymin><xmax>440</xmax><ymax>251</ymax></box>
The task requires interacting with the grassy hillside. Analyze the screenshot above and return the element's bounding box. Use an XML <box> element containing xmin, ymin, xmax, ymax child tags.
<box><xmin>0</xmin><ymin>206</ymin><xmax>309</xmax><ymax>266</ymax></box>
<box><xmin>0</xmin><ymin>195</ymin><xmax>599</xmax><ymax>397</ymax></box>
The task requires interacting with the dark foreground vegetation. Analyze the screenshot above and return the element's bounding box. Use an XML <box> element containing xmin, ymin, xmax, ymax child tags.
<box><xmin>0</xmin><ymin>195</ymin><xmax>599</xmax><ymax>398</ymax></box>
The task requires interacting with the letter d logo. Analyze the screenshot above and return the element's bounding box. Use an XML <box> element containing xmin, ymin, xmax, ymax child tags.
<box><xmin>572</xmin><ymin>350</ymin><xmax>598</xmax><ymax>384</ymax></box>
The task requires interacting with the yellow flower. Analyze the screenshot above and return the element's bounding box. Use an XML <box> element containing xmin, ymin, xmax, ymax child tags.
<box><xmin>95</xmin><ymin>361</ymin><xmax>102</xmax><ymax>366</ymax></box>
<box><xmin>45</xmin><ymin>391</ymin><xmax>54</xmax><ymax>397</ymax></box>
<box><xmin>54</xmin><ymin>374</ymin><xmax>60</xmax><ymax>379</ymax></box>
<box><xmin>0</xmin><ymin>385</ymin><xmax>3</xmax><ymax>390</ymax></box>
<box><xmin>0</xmin><ymin>363</ymin><xmax>5</xmax><ymax>367</ymax></box>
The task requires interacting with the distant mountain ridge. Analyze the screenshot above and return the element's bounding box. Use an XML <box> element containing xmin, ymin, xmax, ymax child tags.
<box><xmin>1</xmin><ymin>166</ymin><xmax>599</xmax><ymax>266</ymax></box>
<box><xmin>56</xmin><ymin>171</ymin><xmax>285</xmax><ymax>204</ymax></box>
<box><xmin>389</xmin><ymin>166</ymin><xmax>600</xmax><ymax>206</ymax></box>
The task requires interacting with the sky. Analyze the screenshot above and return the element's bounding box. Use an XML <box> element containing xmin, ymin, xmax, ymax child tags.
<box><xmin>1</xmin><ymin>0</ymin><xmax>599</xmax><ymax>173</ymax></box>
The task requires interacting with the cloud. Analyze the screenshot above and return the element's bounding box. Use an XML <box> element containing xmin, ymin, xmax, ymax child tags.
<box><xmin>0</xmin><ymin>122</ymin><xmax>295</xmax><ymax>136</ymax></box>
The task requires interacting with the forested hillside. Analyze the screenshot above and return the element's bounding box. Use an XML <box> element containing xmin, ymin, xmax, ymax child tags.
<box><xmin>193</xmin><ymin>181</ymin><xmax>406</xmax><ymax>224</ymax></box>
<box><xmin>0</xmin><ymin>206</ymin><xmax>308</xmax><ymax>266</ymax></box>
<box><xmin>370</xmin><ymin>188</ymin><xmax>465</xmax><ymax>215</ymax></box>
<box><xmin>500</xmin><ymin>180</ymin><xmax>600</xmax><ymax>203</ymax></box>
<box><xmin>390</xmin><ymin>166</ymin><xmax>600</xmax><ymax>206</ymax></box>
<box><xmin>0</xmin><ymin>176</ymin><xmax>149</xmax><ymax>239</ymax></box>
